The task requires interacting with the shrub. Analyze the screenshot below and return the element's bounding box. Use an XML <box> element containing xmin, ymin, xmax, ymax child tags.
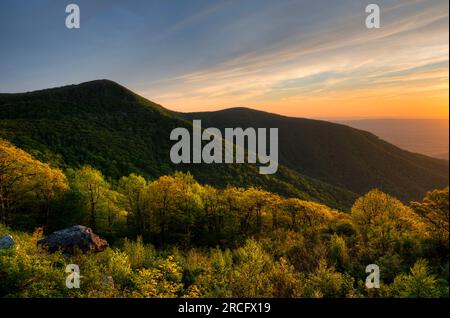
<box><xmin>391</xmin><ymin>259</ymin><xmax>447</xmax><ymax>298</ymax></box>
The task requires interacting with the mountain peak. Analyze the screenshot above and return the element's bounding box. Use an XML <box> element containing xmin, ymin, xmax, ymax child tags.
<box><xmin>67</xmin><ymin>79</ymin><xmax>135</xmax><ymax>97</ymax></box>
<box><xmin>0</xmin><ymin>79</ymin><xmax>171</xmax><ymax>117</ymax></box>
<box><xmin>76</xmin><ymin>79</ymin><xmax>127</xmax><ymax>89</ymax></box>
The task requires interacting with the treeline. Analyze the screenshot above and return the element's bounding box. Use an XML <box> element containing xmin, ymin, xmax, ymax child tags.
<box><xmin>1</xmin><ymin>138</ymin><xmax>347</xmax><ymax>247</ymax></box>
<box><xmin>0</xmin><ymin>139</ymin><xmax>449</xmax><ymax>297</ymax></box>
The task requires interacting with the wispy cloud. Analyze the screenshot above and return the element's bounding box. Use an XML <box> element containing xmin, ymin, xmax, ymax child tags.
<box><xmin>139</xmin><ymin>0</ymin><xmax>448</xmax><ymax>118</ymax></box>
<box><xmin>1</xmin><ymin>0</ymin><xmax>448</xmax><ymax>118</ymax></box>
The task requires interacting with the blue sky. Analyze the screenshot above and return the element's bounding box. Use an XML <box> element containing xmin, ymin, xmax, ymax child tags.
<box><xmin>0</xmin><ymin>0</ymin><xmax>448</xmax><ymax>118</ymax></box>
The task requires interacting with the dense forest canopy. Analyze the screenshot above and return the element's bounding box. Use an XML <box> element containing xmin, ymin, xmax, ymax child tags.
<box><xmin>1</xmin><ymin>80</ymin><xmax>448</xmax><ymax>211</ymax></box>
<box><xmin>184</xmin><ymin>107</ymin><xmax>449</xmax><ymax>201</ymax></box>
<box><xmin>0</xmin><ymin>80</ymin><xmax>448</xmax><ymax>299</ymax></box>
<box><xmin>0</xmin><ymin>139</ymin><xmax>448</xmax><ymax>298</ymax></box>
<box><xmin>0</xmin><ymin>80</ymin><xmax>359</xmax><ymax>211</ymax></box>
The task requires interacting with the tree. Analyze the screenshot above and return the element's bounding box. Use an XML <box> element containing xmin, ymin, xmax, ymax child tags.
<box><xmin>0</xmin><ymin>139</ymin><xmax>68</xmax><ymax>227</ymax></box>
<box><xmin>118</xmin><ymin>174</ymin><xmax>148</xmax><ymax>236</ymax></box>
<box><xmin>237</xmin><ymin>188</ymin><xmax>271</xmax><ymax>235</ymax></box>
<box><xmin>33</xmin><ymin>164</ymin><xmax>68</xmax><ymax>228</ymax></box>
<box><xmin>328</xmin><ymin>234</ymin><xmax>350</xmax><ymax>270</ymax></box>
<box><xmin>72</xmin><ymin>166</ymin><xmax>110</xmax><ymax>230</ymax></box>
<box><xmin>302</xmin><ymin>259</ymin><xmax>355</xmax><ymax>298</ymax></box>
<box><xmin>268</xmin><ymin>257</ymin><xmax>302</xmax><ymax>297</ymax></box>
<box><xmin>411</xmin><ymin>187</ymin><xmax>449</xmax><ymax>244</ymax></box>
<box><xmin>276</xmin><ymin>198</ymin><xmax>335</xmax><ymax>233</ymax></box>
<box><xmin>231</xmin><ymin>239</ymin><xmax>273</xmax><ymax>297</ymax></box>
<box><xmin>100</xmin><ymin>188</ymin><xmax>126</xmax><ymax>235</ymax></box>
<box><xmin>351</xmin><ymin>189</ymin><xmax>423</xmax><ymax>259</ymax></box>
<box><xmin>131</xmin><ymin>256</ymin><xmax>185</xmax><ymax>298</ymax></box>
<box><xmin>391</xmin><ymin>259</ymin><xmax>445</xmax><ymax>298</ymax></box>
<box><xmin>0</xmin><ymin>139</ymin><xmax>37</xmax><ymax>225</ymax></box>
<box><xmin>145</xmin><ymin>172</ymin><xmax>202</xmax><ymax>245</ymax></box>
<box><xmin>264</xmin><ymin>193</ymin><xmax>283</xmax><ymax>230</ymax></box>
<box><xmin>199</xmin><ymin>185</ymin><xmax>227</xmax><ymax>244</ymax></box>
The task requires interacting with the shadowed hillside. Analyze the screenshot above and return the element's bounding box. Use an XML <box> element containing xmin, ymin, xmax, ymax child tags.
<box><xmin>183</xmin><ymin>107</ymin><xmax>449</xmax><ymax>201</ymax></box>
<box><xmin>0</xmin><ymin>81</ymin><xmax>448</xmax><ymax>300</ymax></box>
<box><xmin>1</xmin><ymin>80</ymin><xmax>447</xmax><ymax>207</ymax></box>
<box><xmin>0</xmin><ymin>80</ymin><xmax>355</xmax><ymax>210</ymax></box>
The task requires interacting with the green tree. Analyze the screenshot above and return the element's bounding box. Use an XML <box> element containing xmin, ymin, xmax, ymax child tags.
<box><xmin>145</xmin><ymin>172</ymin><xmax>202</xmax><ymax>245</ymax></box>
<box><xmin>391</xmin><ymin>259</ymin><xmax>446</xmax><ymax>298</ymax></box>
<box><xmin>328</xmin><ymin>234</ymin><xmax>350</xmax><ymax>270</ymax></box>
<box><xmin>118</xmin><ymin>173</ymin><xmax>148</xmax><ymax>236</ymax></box>
<box><xmin>33</xmin><ymin>165</ymin><xmax>68</xmax><ymax>228</ymax></box>
<box><xmin>72</xmin><ymin>166</ymin><xmax>110</xmax><ymax>230</ymax></box>
<box><xmin>0</xmin><ymin>139</ymin><xmax>68</xmax><ymax>227</ymax></box>
<box><xmin>268</xmin><ymin>257</ymin><xmax>302</xmax><ymax>297</ymax></box>
<box><xmin>302</xmin><ymin>259</ymin><xmax>355</xmax><ymax>298</ymax></box>
<box><xmin>230</xmin><ymin>239</ymin><xmax>273</xmax><ymax>297</ymax></box>
<box><xmin>411</xmin><ymin>187</ymin><xmax>449</xmax><ymax>244</ymax></box>
<box><xmin>351</xmin><ymin>189</ymin><xmax>423</xmax><ymax>259</ymax></box>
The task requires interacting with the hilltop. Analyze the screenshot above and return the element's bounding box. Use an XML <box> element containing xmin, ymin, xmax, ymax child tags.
<box><xmin>0</xmin><ymin>80</ymin><xmax>448</xmax><ymax>207</ymax></box>
<box><xmin>183</xmin><ymin>107</ymin><xmax>449</xmax><ymax>201</ymax></box>
<box><xmin>0</xmin><ymin>80</ymin><xmax>355</xmax><ymax>210</ymax></box>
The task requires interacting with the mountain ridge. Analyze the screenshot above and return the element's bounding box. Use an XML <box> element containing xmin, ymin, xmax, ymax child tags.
<box><xmin>183</xmin><ymin>106</ymin><xmax>448</xmax><ymax>202</ymax></box>
<box><xmin>0</xmin><ymin>79</ymin><xmax>447</xmax><ymax>207</ymax></box>
<box><xmin>0</xmin><ymin>79</ymin><xmax>357</xmax><ymax>210</ymax></box>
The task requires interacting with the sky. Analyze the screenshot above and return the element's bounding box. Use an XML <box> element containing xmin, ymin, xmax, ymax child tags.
<box><xmin>0</xmin><ymin>0</ymin><xmax>448</xmax><ymax>119</ymax></box>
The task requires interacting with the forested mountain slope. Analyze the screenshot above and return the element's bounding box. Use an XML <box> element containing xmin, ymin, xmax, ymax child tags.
<box><xmin>0</xmin><ymin>80</ymin><xmax>355</xmax><ymax>210</ymax></box>
<box><xmin>184</xmin><ymin>108</ymin><xmax>449</xmax><ymax>201</ymax></box>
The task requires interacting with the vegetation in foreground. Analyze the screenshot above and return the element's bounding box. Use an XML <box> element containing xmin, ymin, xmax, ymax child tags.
<box><xmin>0</xmin><ymin>139</ymin><xmax>449</xmax><ymax>298</ymax></box>
<box><xmin>1</xmin><ymin>80</ymin><xmax>448</xmax><ymax>210</ymax></box>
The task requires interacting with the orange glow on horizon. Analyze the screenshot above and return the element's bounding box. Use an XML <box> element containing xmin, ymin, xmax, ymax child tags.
<box><xmin>148</xmin><ymin>84</ymin><xmax>449</xmax><ymax>120</ymax></box>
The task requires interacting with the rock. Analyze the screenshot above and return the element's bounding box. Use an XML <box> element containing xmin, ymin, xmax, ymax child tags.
<box><xmin>37</xmin><ymin>225</ymin><xmax>108</xmax><ymax>254</ymax></box>
<box><xmin>0</xmin><ymin>234</ymin><xmax>16</xmax><ymax>250</ymax></box>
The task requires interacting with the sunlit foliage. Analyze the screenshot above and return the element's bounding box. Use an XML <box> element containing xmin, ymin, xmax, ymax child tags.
<box><xmin>0</xmin><ymin>142</ymin><xmax>448</xmax><ymax>298</ymax></box>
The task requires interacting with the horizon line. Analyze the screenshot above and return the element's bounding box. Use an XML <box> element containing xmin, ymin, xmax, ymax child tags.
<box><xmin>1</xmin><ymin>79</ymin><xmax>448</xmax><ymax>122</ymax></box>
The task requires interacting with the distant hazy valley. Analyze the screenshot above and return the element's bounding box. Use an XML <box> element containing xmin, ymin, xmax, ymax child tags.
<box><xmin>337</xmin><ymin>119</ymin><xmax>449</xmax><ymax>160</ymax></box>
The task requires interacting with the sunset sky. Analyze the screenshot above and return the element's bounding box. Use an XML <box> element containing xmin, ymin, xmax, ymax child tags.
<box><xmin>0</xmin><ymin>0</ymin><xmax>448</xmax><ymax>119</ymax></box>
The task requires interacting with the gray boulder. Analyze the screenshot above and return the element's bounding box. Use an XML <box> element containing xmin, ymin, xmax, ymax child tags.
<box><xmin>37</xmin><ymin>225</ymin><xmax>108</xmax><ymax>254</ymax></box>
<box><xmin>0</xmin><ymin>234</ymin><xmax>16</xmax><ymax>250</ymax></box>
